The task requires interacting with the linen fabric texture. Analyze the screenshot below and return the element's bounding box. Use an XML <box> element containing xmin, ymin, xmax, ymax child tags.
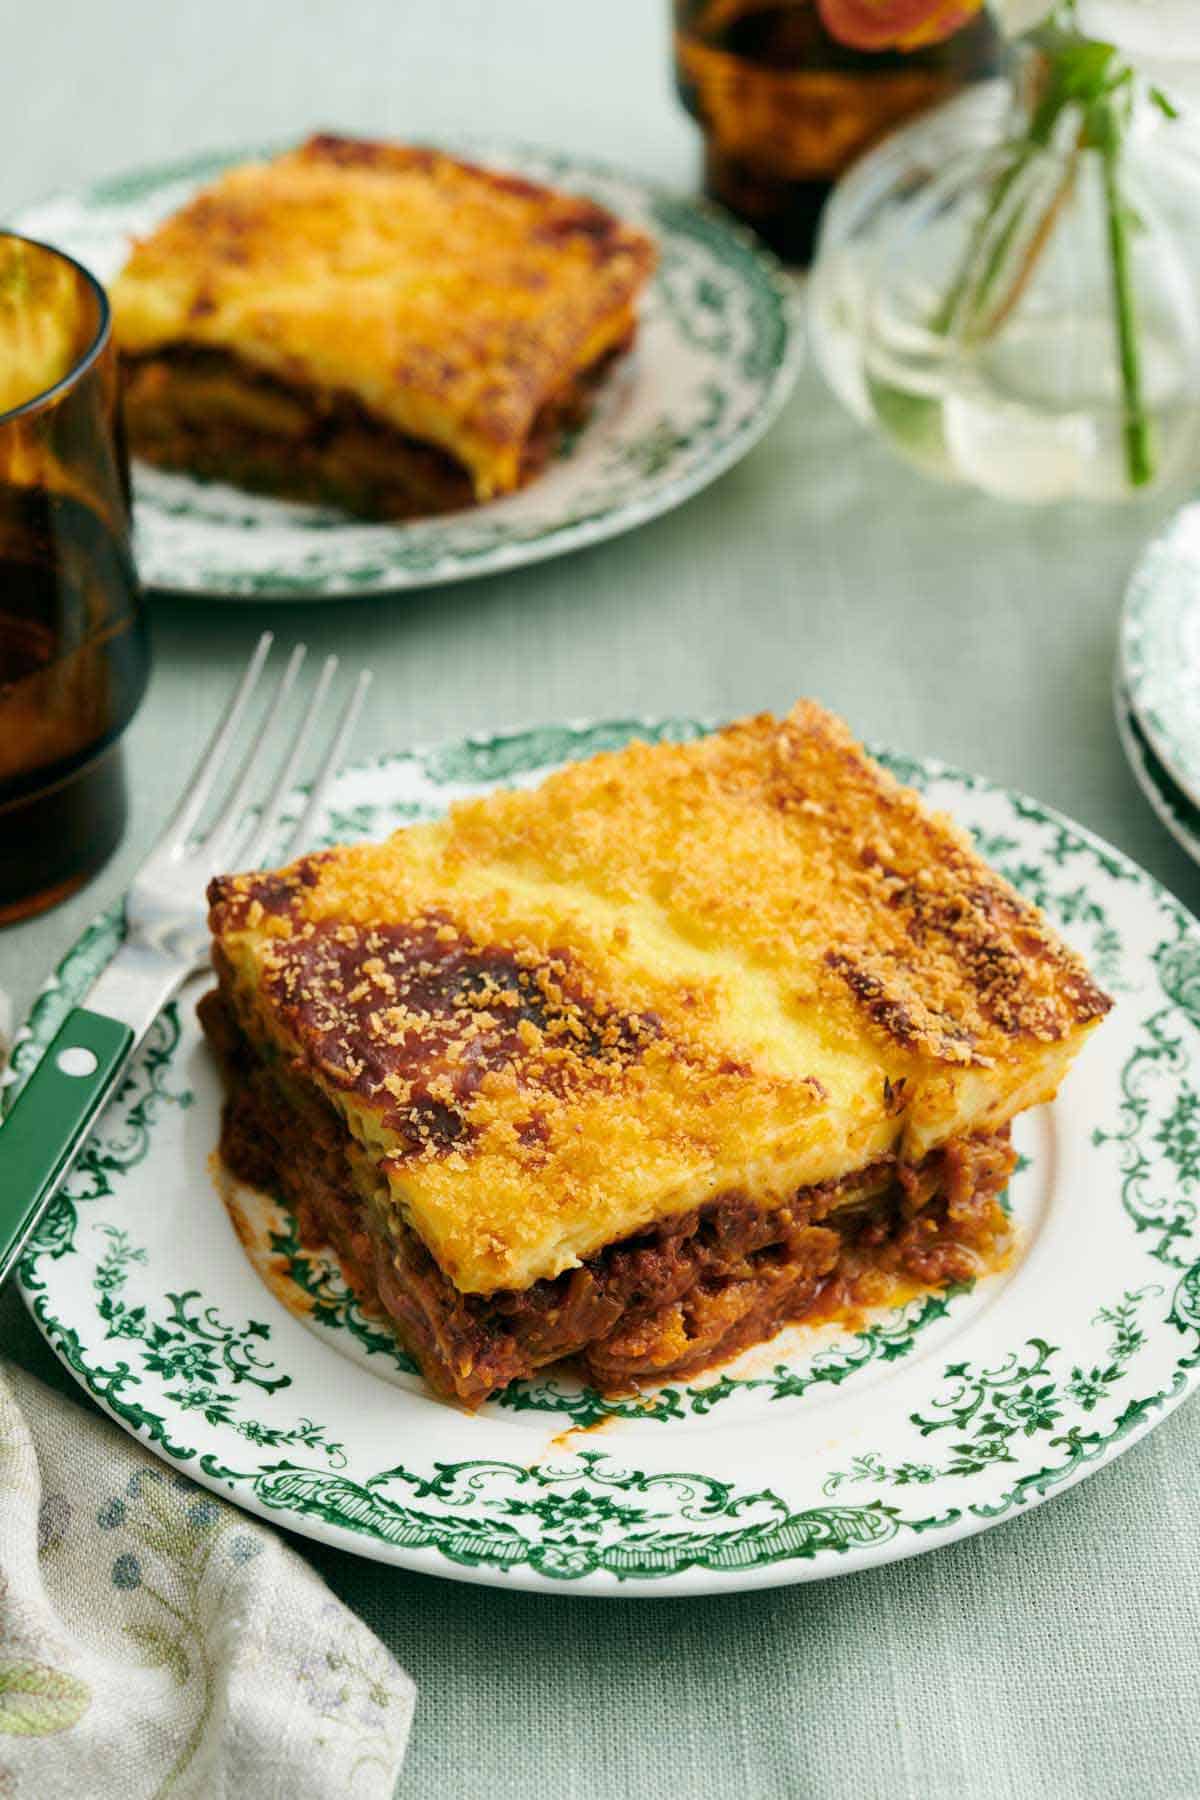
<box><xmin>0</xmin><ymin>1359</ymin><xmax>414</xmax><ymax>1799</ymax></box>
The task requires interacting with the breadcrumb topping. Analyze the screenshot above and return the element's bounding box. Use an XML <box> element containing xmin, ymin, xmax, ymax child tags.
<box><xmin>259</xmin><ymin>913</ymin><xmax>660</xmax><ymax>1160</ymax></box>
<box><xmin>207</xmin><ymin>702</ymin><xmax>1110</xmax><ymax>1292</ymax></box>
<box><xmin>111</xmin><ymin>133</ymin><xmax>657</xmax><ymax>498</ymax></box>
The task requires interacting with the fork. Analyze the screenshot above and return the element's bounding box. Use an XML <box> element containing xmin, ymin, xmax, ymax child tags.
<box><xmin>0</xmin><ymin>633</ymin><xmax>371</xmax><ymax>1287</ymax></box>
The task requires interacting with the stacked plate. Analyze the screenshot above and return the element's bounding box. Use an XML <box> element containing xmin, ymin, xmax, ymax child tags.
<box><xmin>1119</xmin><ymin>501</ymin><xmax>1200</xmax><ymax>867</ymax></box>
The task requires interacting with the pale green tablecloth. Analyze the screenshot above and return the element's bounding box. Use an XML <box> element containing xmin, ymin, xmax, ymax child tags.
<box><xmin>5</xmin><ymin>4</ymin><xmax>1200</xmax><ymax>1796</ymax></box>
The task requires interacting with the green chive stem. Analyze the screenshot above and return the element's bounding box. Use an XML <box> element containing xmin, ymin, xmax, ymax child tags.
<box><xmin>1099</xmin><ymin>123</ymin><xmax>1153</xmax><ymax>487</ymax></box>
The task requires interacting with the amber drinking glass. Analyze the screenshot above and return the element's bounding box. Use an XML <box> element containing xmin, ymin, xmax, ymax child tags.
<box><xmin>0</xmin><ymin>232</ymin><xmax>148</xmax><ymax>925</ymax></box>
<box><xmin>672</xmin><ymin>0</ymin><xmax>1000</xmax><ymax>263</ymax></box>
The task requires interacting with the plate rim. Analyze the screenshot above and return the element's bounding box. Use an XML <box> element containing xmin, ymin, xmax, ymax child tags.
<box><xmin>1120</xmin><ymin>499</ymin><xmax>1200</xmax><ymax>810</ymax></box>
<box><xmin>9</xmin><ymin>717</ymin><xmax>1200</xmax><ymax>1597</ymax></box>
<box><xmin>13</xmin><ymin>138</ymin><xmax>803</xmax><ymax>601</ymax></box>
<box><xmin>1114</xmin><ymin>667</ymin><xmax>1200</xmax><ymax>870</ymax></box>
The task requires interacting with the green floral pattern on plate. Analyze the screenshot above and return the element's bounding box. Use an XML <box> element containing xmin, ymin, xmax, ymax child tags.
<box><xmin>8</xmin><ymin>718</ymin><xmax>1200</xmax><ymax>1595</ymax></box>
<box><xmin>823</xmin><ymin>1287</ymin><xmax>1165</xmax><ymax>1501</ymax></box>
<box><xmin>13</xmin><ymin>145</ymin><xmax>800</xmax><ymax>599</ymax></box>
<box><xmin>93</xmin><ymin>1222</ymin><xmax>347</xmax><ymax>1468</ymax></box>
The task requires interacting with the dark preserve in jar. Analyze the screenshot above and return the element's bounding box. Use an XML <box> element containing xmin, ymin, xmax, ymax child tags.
<box><xmin>0</xmin><ymin>234</ymin><xmax>148</xmax><ymax>925</ymax></box>
<box><xmin>672</xmin><ymin>0</ymin><xmax>1000</xmax><ymax>263</ymax></box>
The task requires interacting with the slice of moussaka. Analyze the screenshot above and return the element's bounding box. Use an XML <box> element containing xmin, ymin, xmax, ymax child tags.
<box><xmin>200</xmin><ymin>702</ymin><xmax>1110</xmax><ymax>1406</ymax></box>
<box><xmin>110</xmin><ymin>133</ymin><xmax>657</xmax><ymax>518</ymax></box>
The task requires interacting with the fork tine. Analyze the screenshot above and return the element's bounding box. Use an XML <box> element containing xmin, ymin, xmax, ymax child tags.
<box><xmin>279</xmin><ymin>669</ymin><xmax>373</xmax><ymax>861</ymax></box>
<box><xmin>237</xmin><ymin>653</ymin><xmax>339</xmax><ymax>870</ymax></box>
<box><xmin>163</xmin><ymin>631</ymin><xmax>274</xmax><ymax>852</ymax></box>
<box><xmin>203</xmin><ymin>642</ymin><xmax>307</xmax><ymax>868</ymax></box>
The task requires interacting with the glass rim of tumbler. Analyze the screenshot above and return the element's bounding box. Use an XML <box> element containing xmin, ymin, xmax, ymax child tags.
<box><xmin>0</xmin><ymin>229</ymin><xmax>112</xmax><ymax>429</ymax></box>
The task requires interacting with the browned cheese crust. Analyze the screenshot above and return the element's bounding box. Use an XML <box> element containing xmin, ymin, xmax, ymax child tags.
<box><xmin>110</xmin><ymin>133</ymin><xmax>657</xmax><ymax>513</ymax></box>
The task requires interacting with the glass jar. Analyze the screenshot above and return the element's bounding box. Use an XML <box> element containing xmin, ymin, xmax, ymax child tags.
<box><xmin>809</xmin><ymin>78</ymin><xmax>1200</xmax><ymax>501</ymax></box>
<box><xmin>0</xmin><ymin>232</ymin><xmax>149</xmax><ymax>923</ymax></box>
<box><xmin>671</xmin><ymin>0</ymin><xmax>1000</xmax><ymax>263</ymax></box>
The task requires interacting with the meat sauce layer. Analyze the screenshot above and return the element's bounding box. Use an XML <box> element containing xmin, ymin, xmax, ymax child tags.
<box><xmin>199</xmin><ymin>988</ymin><xmax>1013</xmax><ymax>1407</ymax></box>
<box><xmin>121</xmin><ymin>337</ymin><xmax>628</xmax><ymax>520</ymax></box>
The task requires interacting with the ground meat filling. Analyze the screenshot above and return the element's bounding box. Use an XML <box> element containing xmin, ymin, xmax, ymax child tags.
<box><xmin>121</xmin><ymin>337</ymin><xmax>630</xmax><ymax>520</ymax></box>
<box><xmin>199</xmin><ymin>989</ymin><xmax>1014</xmax><ymax>1407</ymax></box>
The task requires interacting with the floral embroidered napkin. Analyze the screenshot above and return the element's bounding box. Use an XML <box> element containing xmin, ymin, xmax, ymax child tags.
<box><xmin>0</xmin><ymin>1360</ymin><xmax>414</xmax><ymax>1798</ymax></box>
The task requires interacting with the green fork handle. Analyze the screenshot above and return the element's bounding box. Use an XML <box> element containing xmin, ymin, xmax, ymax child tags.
<box><xmin>0</xmin><ymin>1008</ymin><xmax>134</xmax><ymax>1287</ymax></box>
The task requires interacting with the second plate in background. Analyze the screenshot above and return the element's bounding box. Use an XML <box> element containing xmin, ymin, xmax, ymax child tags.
<box><xmin>14</xmin><ymin>143</ymin><xmax>801</xmax><ymax>600</ymax></box>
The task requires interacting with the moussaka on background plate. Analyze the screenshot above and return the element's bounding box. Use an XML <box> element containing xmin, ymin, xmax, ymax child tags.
<box><xmin>14</xmin><ymin>141</ymin><xmax>799</xmax><ymax>599</ymax></box>
<box><xmin>112</xmin><ymin>135</ymin><xmax>657</xmax><ymax>519</ymax></box>
<box><xmin>9</xmin><ymin>713</ymin><xmax>1200</xmax><ymax>1596</ymax></box>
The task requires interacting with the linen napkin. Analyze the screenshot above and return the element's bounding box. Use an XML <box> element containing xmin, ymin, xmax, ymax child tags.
<box><xmin>0</xmin><ymin>1359</ymin><xmax>415</xmax><ymax>1799</ymax></box>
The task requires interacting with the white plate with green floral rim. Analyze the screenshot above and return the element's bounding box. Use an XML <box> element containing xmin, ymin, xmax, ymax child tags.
<box><xmin>11</xmin><ymin>144</ymin><xmax>800</xmax><ymax>600</ymax></box>
<box><xmin>7</xmin><ymin>719</ymin><xmax>1200</xmax><ymax>1597</ymax></box>
<box><xmin>1114</xmin><ymin>675</ymin><xmax>1200</xmax><ymax>870</ymax></box>
<box><xmin>1121</xmin><ymin>500</ymin><xmax>1200</xmax><ymax>810</ymax></box>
